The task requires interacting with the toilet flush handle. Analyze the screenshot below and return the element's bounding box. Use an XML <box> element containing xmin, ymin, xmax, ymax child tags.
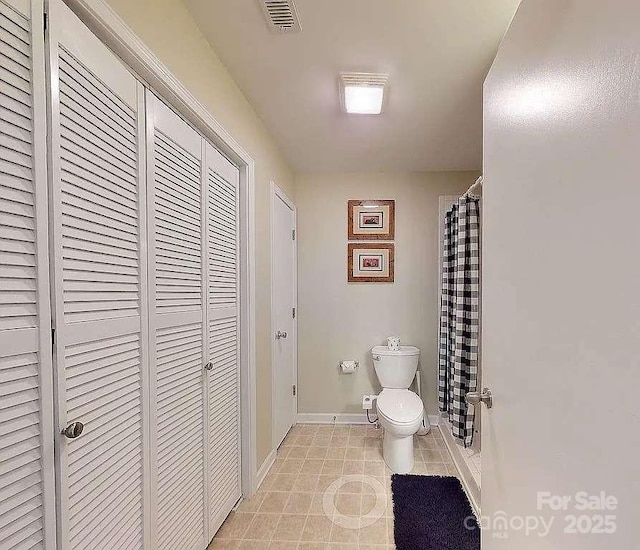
<box><xmin>372</xmin><ymin>355</ymin><xmax>381</xmax><ymax>361</ymax></box>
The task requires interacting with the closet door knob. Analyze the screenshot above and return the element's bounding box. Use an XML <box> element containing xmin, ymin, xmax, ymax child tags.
<box><xmin>204</xmin><ymin>361</ymin><xmax>214</xmax><ymax>371</ymax></box>
<box><xmin>275</xmin><ymin>331</ymin><xmax>288</xmax><ymax>340</ymax></box>
<box><xmin>62</xmin><ymin>421</ymin><xmax>84</xmax><ymax>439</ymax></box>
<box><xmin>465</xmin><ymin>388</ymin><xmax>493</xmax><ymax>409</ymax></box>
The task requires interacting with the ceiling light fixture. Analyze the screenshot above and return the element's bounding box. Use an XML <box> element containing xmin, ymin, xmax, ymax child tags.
<box><xmin>339</xmin><ymin>73</ymin><xmax>389</xmax><ymax>115</ymax></box>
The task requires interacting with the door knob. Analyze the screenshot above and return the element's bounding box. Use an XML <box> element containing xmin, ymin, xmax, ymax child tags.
<box><xmin>204</xmin><ymin>361</ymin><xmax>214</xmax><ymax>371</ymax></box>
<box><xmin>62</xmin><ymin>421</ymin><xmax>84</xmax><ymax>439</ymax></box>
<box><xmin>465</xmin><ymin>388</ymin><xmax>493</xmax><ymax>409</ymax></box>
<box><xmin>275</xmin><ymin>331</ymin><xmax>288</xmax><ymax>340</ymax></box>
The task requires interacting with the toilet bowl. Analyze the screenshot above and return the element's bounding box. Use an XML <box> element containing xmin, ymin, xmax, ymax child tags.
<box><xmin>371</xmin><ymin>345</ymin><xmax>424</xmax><ymax>474</ymax></box>
<box><xmin>376</xmin><ymin>389</ymin><xmax>424</xmax><ymax>473</ymax></box>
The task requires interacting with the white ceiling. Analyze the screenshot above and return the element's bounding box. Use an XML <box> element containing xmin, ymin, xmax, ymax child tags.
<box><xmin>184</xmin><ymin>0</ymin><xmax>521</xmax><ymax>172</ymax></box>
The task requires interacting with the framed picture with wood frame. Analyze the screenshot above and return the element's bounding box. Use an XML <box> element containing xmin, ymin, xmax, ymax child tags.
<box><xmin>348</xmin><ymin>243</ymin><xmax>395</xmax><ymax>283</ymax></box>
<box><xmin>348</xmin><ymin>199</ymin><xmax>395</xmax><ymax>240</ymax></box>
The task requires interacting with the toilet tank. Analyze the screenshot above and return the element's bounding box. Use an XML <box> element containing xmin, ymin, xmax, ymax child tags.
<box><xmin>371</xmin><ymin>346</ymin><xmax>420</xmax><ymax>389</ymax></box>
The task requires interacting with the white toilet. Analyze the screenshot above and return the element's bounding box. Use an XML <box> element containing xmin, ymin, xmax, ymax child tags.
<box><xmin>372</xmin><ymin>345</ymin><xmax>424</xmax><ymax>474</ymax></box>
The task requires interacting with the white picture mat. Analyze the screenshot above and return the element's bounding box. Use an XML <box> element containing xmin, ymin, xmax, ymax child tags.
<box><xmin>352</xmin><ymin>205</ymin><xmax>390</xmax><ymax>235</ymax></box>
<box><xmin>352</xmin><ymin>248</ymin><xmax>390</xmax><ymax>277</ymax></box>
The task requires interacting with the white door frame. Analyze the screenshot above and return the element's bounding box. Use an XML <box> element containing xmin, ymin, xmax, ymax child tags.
<box><xmin>270</xmin><ymin>181</ymin><xmax>297</xmax><ymax>449</ymax></box>
<box><xmin>61</xmin><ymin>0</ymin><xmax>259</xmax><ymax>496</ymax></box>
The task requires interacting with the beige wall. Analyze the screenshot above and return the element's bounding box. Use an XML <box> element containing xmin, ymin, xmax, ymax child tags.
<box><xmin>296</xmin><ymin>172</ymin><xmax>477</xmax><ymax>417</ymax></box>
<box><xmin>103</xmin><ymin>0</ymin><xmax>295</xmax><ymax>466</ymax></box>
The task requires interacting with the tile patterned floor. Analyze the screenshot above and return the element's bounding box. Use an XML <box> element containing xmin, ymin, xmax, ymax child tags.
<box><xmin>208</xmin><ymin>424</ymin><xmax>458</xmax><ymax>550</ymax></box>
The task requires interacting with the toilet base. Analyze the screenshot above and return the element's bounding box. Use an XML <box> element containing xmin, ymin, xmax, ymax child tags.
<box><xmin>382</xmin><ymin>430</ymin><xmax>414</xmax><ymax>474</ymax></box>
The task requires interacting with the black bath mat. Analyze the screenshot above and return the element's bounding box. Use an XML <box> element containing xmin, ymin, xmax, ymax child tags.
<box><xmin>391</xmin><ymin>475</ymin><xmax>480</xmax><ymax>550</ymax></box>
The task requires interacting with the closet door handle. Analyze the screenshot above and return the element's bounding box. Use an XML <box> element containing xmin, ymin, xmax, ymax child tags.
<box><xmin>62</xmin><ymin>421</ymin><xmax>84</xmax><ymax>439</ymax></box>
<box><xmin>465</xmin><ymin>388</ymin><xmax>493</xmax><ymax>409</ymax></box>
<box><xmin>204</xmin><ymin>361</ymin><xmax>214</xmax><ymax>372</ymax></box>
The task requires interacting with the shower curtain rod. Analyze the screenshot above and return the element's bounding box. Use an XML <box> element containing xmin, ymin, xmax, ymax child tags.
<box><xmin>463</xmin><ymin>175</ymin><xmax>483</xmax><ymax>197</ymax></box>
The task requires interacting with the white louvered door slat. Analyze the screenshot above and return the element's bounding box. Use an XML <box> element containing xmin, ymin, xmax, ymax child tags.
<box><xmin>47</xmin><ymin>1</ymin><xmax>148</xmax><ymax>549</ymax></box>
<box><xmin>0</xmin><ymin>1</ymin><xmax>56</xmax><ymax>549</ymax></box>
<box><xmin>205</xmin><ymin>143</ymin><xmax>242</xmax><ymax>538</ymax></box>
<box><xmin>147</xmin><ymin>92</ymin><xmax>206</xmax><ymax>550</ymax></box>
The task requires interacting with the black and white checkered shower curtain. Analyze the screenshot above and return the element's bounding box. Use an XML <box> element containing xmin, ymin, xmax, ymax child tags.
<box><xmin>438</xmin><ymin>196</ymin><xmax>480</xmax><ymax>447</ymax></box>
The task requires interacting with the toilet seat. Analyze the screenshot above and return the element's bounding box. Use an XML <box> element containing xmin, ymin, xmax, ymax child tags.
<box><xmin>376</xmin><ymin>389</ymin><xmax>423</xmax><ymax>426</ymax></box>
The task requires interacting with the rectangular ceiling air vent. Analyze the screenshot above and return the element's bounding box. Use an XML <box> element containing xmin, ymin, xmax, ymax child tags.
<box><xmin>260</xmin><ymin>0</ymin><xmax>301</xmax><ymax>33</ymax></box>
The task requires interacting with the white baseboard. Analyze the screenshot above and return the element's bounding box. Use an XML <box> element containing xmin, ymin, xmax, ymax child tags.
<box><xmin>438</xmin><ymin>421</ymin><xmax>480</xmax><ymax>517</ymax></box>
<box><xmin>296</xmin><ymin>413</ymin><xmax>370</xmax><ymax>424</ymax></box>
<box><xmin>255</xmin><ymin>449</ymin><xmax>276</xmax><ymax>492</ymax></box>
<box><xmin>296</xmin><ymin>413</ymin><xmax>442</xmax><ymax>426</ymax></box>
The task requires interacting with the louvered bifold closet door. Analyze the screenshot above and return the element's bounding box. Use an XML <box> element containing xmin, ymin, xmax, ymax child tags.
<box><xmin>146</xmin><ymin>92</ymin><xmax>206</xmax><ymax>550</ymax></box>
<box><xmin>0</xmin><ymin>1</ymin><xmax>56</xmax><ymax>549</ymax></box>
<box><xmin>205</xmin><ymin>143</ymin><xmax>242</xmax><ymax>537</ymax></box>
<box><xmin>47</xmin><ymin>1</ymin><xmax>149</xmax><ymax>549</ymax></box>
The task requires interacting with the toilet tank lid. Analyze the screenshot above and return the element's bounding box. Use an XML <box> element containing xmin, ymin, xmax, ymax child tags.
<box><xmin>372</xmin><ymin>345</ymin><xmax>420</xmax><ymax>357</ymax></box>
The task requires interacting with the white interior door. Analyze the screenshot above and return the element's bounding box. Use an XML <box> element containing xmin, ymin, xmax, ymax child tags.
<box><xmin>205</xmin><ymin>143</ymin><xmax>242</xmax><ymax>537</ymax></box>
<box><xmin>272</xmin><ymin>186</ymin><xmax>296</xmax><ymax>448</ymax></box>
<box><xmin>482</xmin><ymin>1</ymin><xmax>640</xmax><ymax>548</ymax></box>
<box><xmin>47</xmin><ymin>0</ymin><xmax>148</xmax><ymax>548</ymax></box>
<box><xmin>146</xmin><ymin>92</ymin><xmax>206</xmax><ymax>550</ymax></box>
<box><xmin>0</xmin><ymin>1</ymin><xmax>57</xmax><ymax>548</ymax></box>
